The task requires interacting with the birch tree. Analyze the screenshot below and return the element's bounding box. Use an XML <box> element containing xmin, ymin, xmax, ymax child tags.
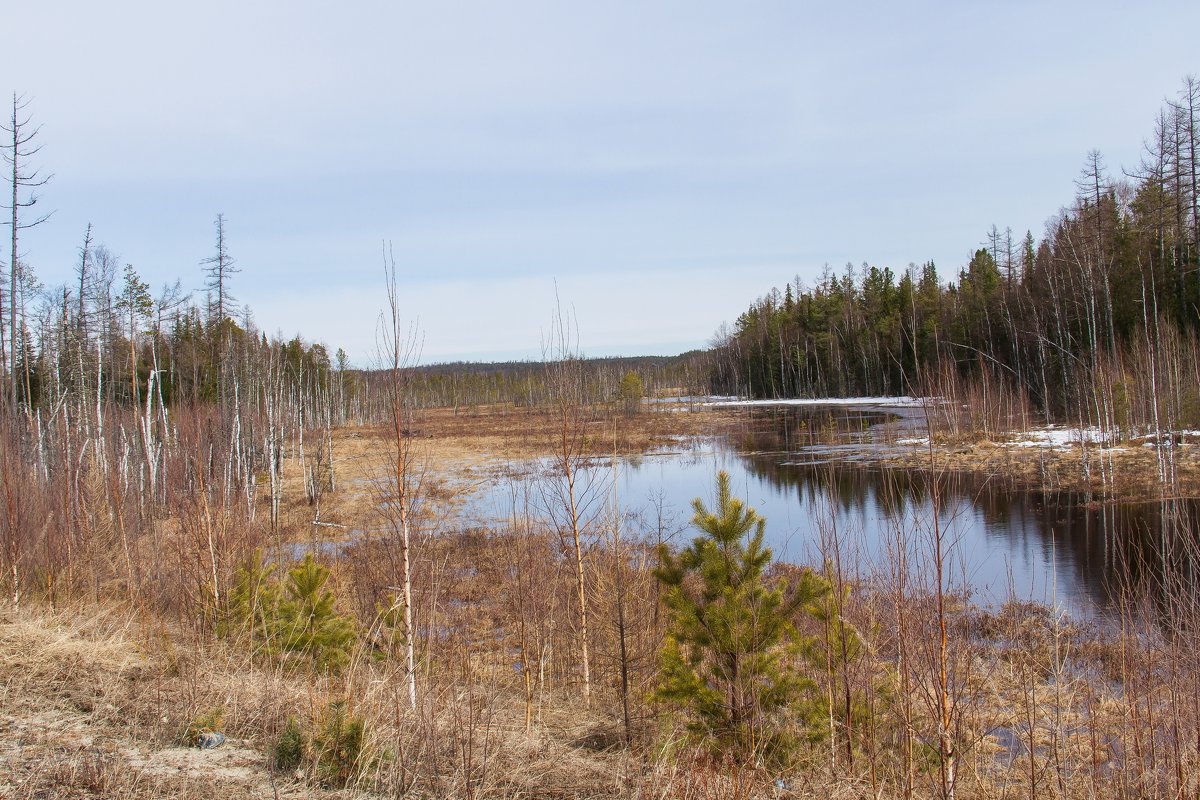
<box><xmin>540</xmin><ymin>299</ymin><xmax>605</xmax><ymax>710</ymax></box>
<box><xmin>378</xmin><ymin>247</ymin><xmax>421</xmax><ymax>710</ymax></box>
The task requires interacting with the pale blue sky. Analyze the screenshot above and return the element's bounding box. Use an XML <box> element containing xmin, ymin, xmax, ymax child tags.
<box><xmin>5</xmin><ymin>1</ymin><xmax>1198</xmax><ymax>363</ymax></box>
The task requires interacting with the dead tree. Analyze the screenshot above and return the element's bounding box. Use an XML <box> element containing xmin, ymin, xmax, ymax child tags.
<box><xmin>1</xmin><ymin>94</ymin><xmax>51</xmax><ymax>409</ymax></box>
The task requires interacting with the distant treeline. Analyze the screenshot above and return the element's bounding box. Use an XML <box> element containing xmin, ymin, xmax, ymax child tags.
<box><xmin>395</xmin><ymin>352</ymin><xmax>711</xmax><ymax>409</ymax></box>
<box><xmin>713</xmin><ymin>77</ymin><xmax>1200</xmax><ymax>432</ymax></box>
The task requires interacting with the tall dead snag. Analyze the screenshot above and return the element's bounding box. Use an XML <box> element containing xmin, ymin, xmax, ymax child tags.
<box><xmin>379</xmin><ymin>247</ymin><xmax>421</xmax><ymax>710</ymax></box>
<box><xmin>540</xmin><ymin>300</ymin><xmax>604</xmax><ymax>710</ymax></box>
<box><xmin>2</xmin><ymin>93</ymin><xmax>51</xmax><ymax>409</ymax></box>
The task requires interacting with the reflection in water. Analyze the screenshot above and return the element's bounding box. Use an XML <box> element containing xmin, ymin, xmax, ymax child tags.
<box><xmin>743</xmin><ymin>454</ymin><xmax>1197</xmax><ymax>619</ymax></box>
<box><xmin>466</xmin><ymin>405</ymin><xmax>1199</xmax><ymax>622</ymax></box>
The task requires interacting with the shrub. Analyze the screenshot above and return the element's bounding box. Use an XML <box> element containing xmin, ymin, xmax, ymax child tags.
<box><xmin>312</xmin><ymin>700</ymin><xmax>367</xmax><ymax>788</ymax></box>
<box><xmin>274</xmin><ymin>716</ymin><xmax>306</xmax><ymax>773</ymax></box>
<box><xmin>220</xmin><ymin>552</ymin><xmax>282</xmax><ymax>650</ymax></box>
<box><xmin>272</xmin><ymin>701</ymin><xmax>368</xmax><ymax>788</ymax></box>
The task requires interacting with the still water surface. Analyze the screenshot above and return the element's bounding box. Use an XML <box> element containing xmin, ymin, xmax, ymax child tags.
<box><xmin>464</xmin><ymin>404</ymin><xmax>1190</xmax><ymax>621</ymax></box>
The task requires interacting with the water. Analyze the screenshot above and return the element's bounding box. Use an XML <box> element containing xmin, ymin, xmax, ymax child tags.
<box><xmin>463</xmin><ymin>404</ymin><xmax>1196</xmax><ymax>621</ymax></box>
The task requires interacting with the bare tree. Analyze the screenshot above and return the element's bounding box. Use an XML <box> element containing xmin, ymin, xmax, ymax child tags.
<box><xmin>1169</xmin><ymin>76</ymin><xmax>1200</xmax><ymax>267</ymax></box>
<box><xmin>539</xmin><ymin>297</ymin><xmax>606</xmax><ymax>709</ymax></box>
<box><xmin>2</xmin><ymin>94</ymin><xmax>51</xmax><ymax>408</ymax></box>
<box><xmin>378</xmin><ymin>245</ymin><xmax>423</xmax><ymax>710</ymax></box>
<box><xmin>14</xmin><ymin>259</ymin><xmax>42</xmax><ymax>407</ymax></box>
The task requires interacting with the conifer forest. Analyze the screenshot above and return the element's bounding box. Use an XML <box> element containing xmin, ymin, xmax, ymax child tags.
<box><xmin>715</xmin><ymin>79</ymin><xmax>1200</xmax><ymax>437</ymax></box>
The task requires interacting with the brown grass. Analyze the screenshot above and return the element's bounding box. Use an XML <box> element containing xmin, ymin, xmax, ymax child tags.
<box><xmin>0</xmin><ymin>603</ymin><xmax>332</xmax><ymax>799</ymax></box>
<box><xmin>0</xmin><ymin>599</ymin><xmax>656</xmax><ymax>799</ymax></box>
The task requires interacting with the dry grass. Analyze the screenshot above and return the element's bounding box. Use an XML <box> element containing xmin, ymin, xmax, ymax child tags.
<box><xmin>5</xmin><ymin>590</ymin><xmax>1178</xmax><ymax>799</ymax></box>
<box><xmin>0</xmin><ymin>601</ymin><xmax>657</xmax><ymax>799</ymax></box>
<box><xmin>0</xmin><ymin>603</ymin><xmax>336</xmax><ymax>798</ymax></box>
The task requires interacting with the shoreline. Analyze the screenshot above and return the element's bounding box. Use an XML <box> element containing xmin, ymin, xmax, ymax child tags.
<box><xmin>309</xmin><ymin>403</ymin><xmax>1200</xmax><ymax>543</ymax></box>
<box><xmin>874</xmin><ymin>429</ymin><xmax>1200</xmax><ymax>502</ymax></box>
<box><xmin>664</xmin><ymin>397</ymin><xmax>1200</xmax><ymax>502</ymax></box>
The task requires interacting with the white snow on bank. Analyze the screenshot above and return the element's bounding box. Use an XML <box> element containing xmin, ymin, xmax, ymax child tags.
<box><xmin>1139</xmin><ymin>431</ymin><xmax>1200</xmax><ymax>448</ymax></box>
<box><xmin>649</xmin><ymin>395</ymin><xmax>740</xmax><ymax>404</ymax></box>
<box><xmin>697</xmin><ymin>396</ymin><xmax>932</xmax><ymax>409</ymax></box>
<box><xmin>893</xmin><ymin>426</ymin><xmax>1200</xmax><ymax>452</ymax></box>
<box><xmin>1009</xmin><ymin>426</ymin><xmax>1109</xmax><ymax>449</ymax></box>
<box><xmin>896</xmin><ymin>437</ymin><xmax>930</xmax><ymax>446</ymax></box>
<box><xmin>1011</xmin><ymin>427</ymin><xmax>1200</xmax><ymax>450</ymax></box>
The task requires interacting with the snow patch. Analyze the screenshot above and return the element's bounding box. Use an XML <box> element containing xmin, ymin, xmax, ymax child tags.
<box><xmin>1007</xmin><ymin>426</ymin><xmax>1109</xmax><ymax>449</ymax></box>
<box><xmin>699</xmin><ymin>396</ymin><xmax>932</xmax><ymax>409</ymax></box>
<box><xmin>896</xmin><ymin>437</ymin><xmax>930</xmax><ymax>446</ymax></box>
<box><xmin>1007</xmin><ymin>427</ymin><xmax>1200</xmax><ymax>451</ymax></box>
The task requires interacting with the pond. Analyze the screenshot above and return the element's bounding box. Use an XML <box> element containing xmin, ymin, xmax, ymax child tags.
<box><xmin>462</xmin><ymin>403</ymin><xmax>1198</xmax><ymax>622</ymax></box>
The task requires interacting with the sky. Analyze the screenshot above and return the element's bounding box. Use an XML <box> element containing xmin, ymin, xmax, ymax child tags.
<box><xmin>4</xmin><ymin>1</ymin><xmax>1198</xmax><ymax>365</ymax></box>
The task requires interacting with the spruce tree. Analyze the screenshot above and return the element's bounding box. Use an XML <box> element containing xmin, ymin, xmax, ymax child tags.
<box><xmin>655</xmin><ymin>471</ymin><xmax>829</xmax><ymax>765</ymax></box>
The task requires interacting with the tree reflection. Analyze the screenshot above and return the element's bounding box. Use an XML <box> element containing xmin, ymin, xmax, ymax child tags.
<box><xmin>730</xmin><ymin>406</ymin><xmax>1200</xmax><ymax>622</ymax></box>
